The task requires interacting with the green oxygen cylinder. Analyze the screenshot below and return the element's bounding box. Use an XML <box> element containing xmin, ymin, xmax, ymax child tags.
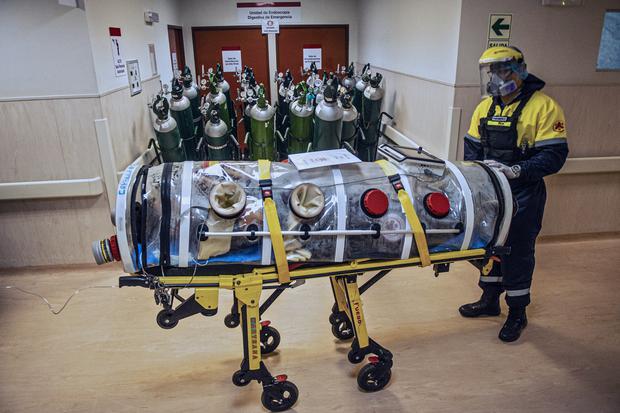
<box><xmin>204</xmin><ymin>73</ymin><xmax>231</xmax><ymax>131</ymax></box>
<box><xmin>353</xmin><ymin>63</ymin><xmax>370</xmax><ymax>114</ymax></box>
<box><xmin>249</xmin><ymin>84</ymin><xmax>276</xmax><ymax>160</ymax></box>
<box><xmin>215</xmin><ymin>63</ymin><xmax>236</xmax><ymax>135</ymax></box>
<box><xmin>358</xmin><ymin>72</ymin><xmax>384</xmax><ymax>161</ymax></box>
<box><xmin>340</xmin><ymin>93</ymin><xmax>359</xmax><ymax>152</ymax></box>
<box><xmin>312</xmin><ymin>85</ymin><xmax>343</xmax><ymax>151</ymax></box>
<box><xmin>151</xmin><ymin>95</ymin><xmax>184</xmax><ymax>162</ymax></box>
<box><xmin>204</xmin><ymin>109</ymin><xmax>232</xmax><ymax>160</ymax></box>
<box><xmin>169</xmin><ymin>78</ymin><xmax>194</xmax><ymax>161</ymax></box>
<box><xmin>287</xmin><ymin>82</ymin><xmax>314</xmax><ymax>154</ymax></box>
<box><xmin>181</xmin><ymin>67</ymin><xmax>203</xmax><ymax>160</ymax></box>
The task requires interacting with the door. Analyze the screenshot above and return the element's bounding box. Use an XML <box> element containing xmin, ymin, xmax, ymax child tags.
<box><xmin>192</xmin><ymin>26</ymin><xmax>270</xmax><ymax>143</ymax></box>
<box><xmin>276</xmin><ymin>25</ymin><xmax>349</xmax><ymax>77</ymax></box>
<box><xmin>168</xmin><ymin>25</ymin><xmax>186</xmax><ymax>75</ymax></box>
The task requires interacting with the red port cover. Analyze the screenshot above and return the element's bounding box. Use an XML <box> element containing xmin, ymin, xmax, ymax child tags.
<box><xmin>109</xmin><ymin>235</ymin><xmax>121</xmax><ymax>261</ymax></box>
<box><xmin>424</xmin><ymin>192</ymin><xmax>450</xmax><ymax>218</ymax></box>
<box><xmin>361</xmin><ymin>189</ymin><xmax>389</xmax><ymax>218</ymax></box>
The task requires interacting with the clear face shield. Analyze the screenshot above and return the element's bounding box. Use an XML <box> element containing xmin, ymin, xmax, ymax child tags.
<box><xmin>479</xmin><ymin>61</ymin><xmax>526</xmax><ymax>98</ymax></box>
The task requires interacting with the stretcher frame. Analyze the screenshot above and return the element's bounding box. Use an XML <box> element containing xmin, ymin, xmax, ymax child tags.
<box><xmin>117</xmin><ymin>156</ymin><xmax>511</xmax><ymax>411</ymax></box>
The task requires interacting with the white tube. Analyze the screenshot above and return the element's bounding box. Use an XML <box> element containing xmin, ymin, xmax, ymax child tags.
<box><xmin>200</xmin><ymin>228</ymin><xmax>460</xmax><ymax>238</ymax></box>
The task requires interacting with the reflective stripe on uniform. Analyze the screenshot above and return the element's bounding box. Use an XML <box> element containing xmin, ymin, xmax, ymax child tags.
<box><xmin>506</xmin><ymin>288</ymin><xmax>530</xmax><ymax>297</ymax></box>
<box><xmin>534</xmin><ymin>137</ymin><xmax>567</xmax><ymax>147</ymax></box>
<box><xmin>480</xmin><ymin>276</ymin><xmax>503</xmax><ymax>283</ymax></box>
<box><xmin>464</xmin><ymin>133</ymin><xmax>480</xmax><ymax>142</ymax></box>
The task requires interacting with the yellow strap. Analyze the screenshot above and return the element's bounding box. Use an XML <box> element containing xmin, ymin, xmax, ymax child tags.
<box><xmin>375</xmin><ymin>160</ymin><xmax>431</xmax><ymax>267</ymax></box>
<box><xmin>258</xmin><ymin>160</ymin><xmax>290</xmax><ymax>283</ymax></box>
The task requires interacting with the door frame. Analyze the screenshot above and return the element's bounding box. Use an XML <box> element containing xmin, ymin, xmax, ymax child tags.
<box><xmin>274</xmin><ymin>24</ymin><xmax>350</xmax><ymax>72</ymax></box>
<box><xmin>167</xmin><ymin>25</ymin><xmax>186</xmax><ymax>73</ymax></box>
<box><xmin>191</xmin><ymin>26</ymin><xmax>269</xmax><ymax>81</ymax></box>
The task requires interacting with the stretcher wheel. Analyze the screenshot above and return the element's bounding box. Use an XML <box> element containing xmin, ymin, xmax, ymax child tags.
<box><xmin>347</xmin><ymin>349</ymin><xmax>364</xmax><ymax>364</ymax></box>
<box><xmin>261</xmin><ymin>381</ymin><xmax>299</xmax><ymax>412</ymax></box>
<box><xmin>332</xmin><ymin>319</ymin><xmax>354</xmax><ymax>341</ymax></box>
<box><xmin>357</xmin><ymin>363</ymin><xmax>392</xmax><ymax>392</ymax></box>
<box><xmin>328</xmin><ymin>312</ymin><xmax>338</xmax><ymax>325</ymax></box>
<box><xmin>224</xmin><ymin>313</ymin><xmax>240</xmax><ymax>328</ymax></box>
<box><xmin>260</xmin><ymin>325</ymin><xmax>281</xmax><ymax>354</ymax></box>
<box><xmin>156</xmin><ymin>309</ymin><xmax>178</xmax><ymax>329</ymax></box>
<box><xmin>232</xmin><ymin>370</ymin><xmax>251</xmax><ymax>387</ymax></box>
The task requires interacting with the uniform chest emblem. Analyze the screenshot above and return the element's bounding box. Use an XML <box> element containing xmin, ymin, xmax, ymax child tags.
<box><xmin>553</xmin><ymin>121</ymin><xmax>565</xmax><ymax>132</ymax></box>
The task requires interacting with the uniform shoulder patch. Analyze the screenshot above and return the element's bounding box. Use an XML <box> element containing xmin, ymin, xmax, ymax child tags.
<box><xmin>552</xmin><ymin>121</ymin><xmax>565</xmax><ymax>133</ymax></box>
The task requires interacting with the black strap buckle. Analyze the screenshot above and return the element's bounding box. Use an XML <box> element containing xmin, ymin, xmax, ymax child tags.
<box><xmin>387</xmin><ymin>174</ymin><xmax>404</xmax><ymax>191</ymax></box>
<box><xmin>259</xmin><ymin>178</ymin><xmax>273</xmax><ymax>199</ymax></box>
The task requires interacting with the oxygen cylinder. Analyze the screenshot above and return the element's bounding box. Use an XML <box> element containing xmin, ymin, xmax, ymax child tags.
<box><xmin>249</xmin><ymin>84</ymin><xmax>276</xmax><ymax>160</ymax></box>
<box><xmin>215</xmin><ymin>63</ymin><xmax>237</xmax><ymax>137</ymax></box>
<box><xmin>273</xmin><ymin>70</ymin><xmax>290</xmax><ymax>159</ymax></box>
<box><xmin>169</xmin><ymin>78</ymin><xmax>194</xmax><ymax>161</ymax></box>
<box><xmin>314</xmin><ymin>72</ymin><xmax>328</xmax><ymax>105</ymax></box>
<box><xmin>287</xmin><ymin>82</ymin><xmax>314</xmax><ymax>154</ymax></box>
<box><xmin>151</xmin><ymin>95</ymin><xmax>184</xmax><ymax>162</ymax></box>
<box><xmin>241</xmin><ymin>75</ymin><xmax>258</xmax><ymax>152</ymax></box>
<box><xmin>340</xmin><ymin>94</ymin><xmax>359</xmax><ymax>152</ymax></box>
<box><xmin>312</xmin><ymin>85</ymin><xmax>343</xmax><ymax>151</ymax></box>
<box><xmin>204</xmin><ymin>74</ymin><xmax>231</xmax><ymax>130</ymax></box>
<box><xmin>358</xmin><ymin>72</ymin><xmax>384</xmax><ymax>161</ymax></box>
<box><xmin>204</xmin><ymin>109</ymin><xmax>232</xmax><ymax>160</ymax></box>
<box><xmin>342</xmin><ymin>63</ymin><xmax>356</xmax><ymax>92</ymax></box>
<box><xmin>353</xmin><ymin>63</ymin><xmax>370</xmax><ymax>114</ymax></box>
<box><xmin>181</xmin><ymin>67</ymin><xmax>202</xmax><ymax>160</ymax></box>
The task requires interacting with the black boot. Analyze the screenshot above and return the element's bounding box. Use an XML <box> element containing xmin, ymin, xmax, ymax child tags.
<box><xmin>458</xmin><ymin>291</ymin><xmax>501</xmax><ymax>318</ymax></box>
<box><xmin>499</xmin><ymin>306</ymin><xmax>528</xmax><ymax>342</ymax></box>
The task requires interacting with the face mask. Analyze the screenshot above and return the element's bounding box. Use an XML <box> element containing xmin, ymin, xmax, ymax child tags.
<box><xmin>487</xmin><ymin>73</ymin><xmax>518</xmax><ymax>97</ymax></box>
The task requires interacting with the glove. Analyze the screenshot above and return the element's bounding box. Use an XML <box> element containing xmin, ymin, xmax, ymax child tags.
<box><xmin>483</xmin><ymin>160</ymin><xmax>521</xmax><ymax>180</ymax></box>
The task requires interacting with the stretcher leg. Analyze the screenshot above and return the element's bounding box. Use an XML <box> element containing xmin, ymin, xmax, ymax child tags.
<box><xmin>328</xmin><ymin>276</ymin><xmax>354</xmax><ymax>340</ymax></box>
<box><xmin>231</xmin><ymin>275</ymin><xmax>298</xmax><ymax>411</ymax></box>
<box><xmin>340</xmin><ymin>275</ymin><xmax>393</xmax><ymax>392</ymax></box>
<box><xmin>225</xmin><ymin>287</ymin><xmax>283</xmax><ymax>354</ymax></box>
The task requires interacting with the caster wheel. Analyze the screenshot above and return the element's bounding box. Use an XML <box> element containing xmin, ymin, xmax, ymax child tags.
<box><xmin>332</xmin><ymin>318</ymin><xmax>354</xmax><ymax>341</ymax></box>
<box><xmin>156</xmin><ymin>309</ymin><xmax>178</xmax><ymax>329</ymax></box>
<box><xmin>224</xmin><ymin>313</ymin><xmax>240</xmax><ymax>328</ymax></box>
<box><xmin>260</xmin><ymin>325</ymin><xmax>281</xmax><ymax>354</ymax></box>
<box><xmin>357</xmin><ymin>363</ymin><xmax>392</xmax><ymax>392</ymax></box>
<box><xmin>232</xmin><ymin>370</ymin><xmax>251</xmax><ymax>387</ymax></box>
<box><xmin>261</xmin><ymin>381</ymin><xmax>299</xmax><ymax>412</ymax></box>
<box><xmin>328</xmin><ymin>312</ymin><xmax>339</xmax><ymax>325</ymax></box>
<box><xmin>347</xmin><ymin>349</ymin><xmax>364</xmax><ymax>364</ymax></box>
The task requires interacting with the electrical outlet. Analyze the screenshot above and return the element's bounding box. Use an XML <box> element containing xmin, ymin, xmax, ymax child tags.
<box><xmin>126</xmin><ymin>59</ymin><xmax>142</xmax><ymax>96</ymax></box>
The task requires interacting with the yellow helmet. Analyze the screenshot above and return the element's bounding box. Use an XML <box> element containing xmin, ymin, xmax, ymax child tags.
<box><xmin>479</xmin><ymin>46</ymin><xmax>524</xmax><ymax>65</ymax></box>
<box><xmin>478</xmin><ymin>46</ymin><xmax>527</xmax><ymax>97</ymax></box>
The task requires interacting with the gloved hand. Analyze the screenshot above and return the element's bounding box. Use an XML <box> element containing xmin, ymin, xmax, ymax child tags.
<box><xmin>483</xmin><ymin>160</ymin><xmax>521</xmax><ymax>179</ymax></box>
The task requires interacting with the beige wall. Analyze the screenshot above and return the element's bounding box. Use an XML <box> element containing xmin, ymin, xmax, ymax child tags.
<box><xmin>0</xmin><ymin>97</ymin><xmax>114</xmax><ymax>267</ymax></box>
<box><xmin>100</xmin><ymin>77</ymin><xmax>162</xmax><ymax>170</ymax></box>
<box><xmin>0</xmin><ymin>0</ymin><xmax>178</xmax><ymax>267</ymax></box>
<box><xmin>452</xmin><ymin>0</ymin><xmax>620</xmax><ymax>236</ymax></box>
<box><xmin>368</xmin><ymin>66</ymin><xmax>458</xmax><ymax>158</ymax></box>
<box><xmin>356</xmin><ymin>0</ymin><xmax>463</xmax><ymax>158</ymax></box>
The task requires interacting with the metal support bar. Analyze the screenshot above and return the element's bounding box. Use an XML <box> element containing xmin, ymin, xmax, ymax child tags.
<box><xmin>259</xmin><ymin>286</ymin><xmax>287</xmax><ymax>316</ymax></box>
<box><xmin>359</xmin><ymin>270</ymin><xmax>391</xmax><ymax>295</ymax></box>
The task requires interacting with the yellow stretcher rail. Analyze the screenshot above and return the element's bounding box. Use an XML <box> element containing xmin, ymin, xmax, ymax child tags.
<box><xmin>156</xmin><ymin>248</ymin><xmax>487</xmax><ymax>288</ymax></box>
<box><xmin>375</xmin><ymin>159</ymin><xmax>431</xmax><ymax>267</ymax></box>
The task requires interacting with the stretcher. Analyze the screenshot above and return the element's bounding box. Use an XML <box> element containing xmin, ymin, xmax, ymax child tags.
<box><xmin>93</xmin><ymin>145</ymin><xmax>513</xmax><ymax>411</ymax></box>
